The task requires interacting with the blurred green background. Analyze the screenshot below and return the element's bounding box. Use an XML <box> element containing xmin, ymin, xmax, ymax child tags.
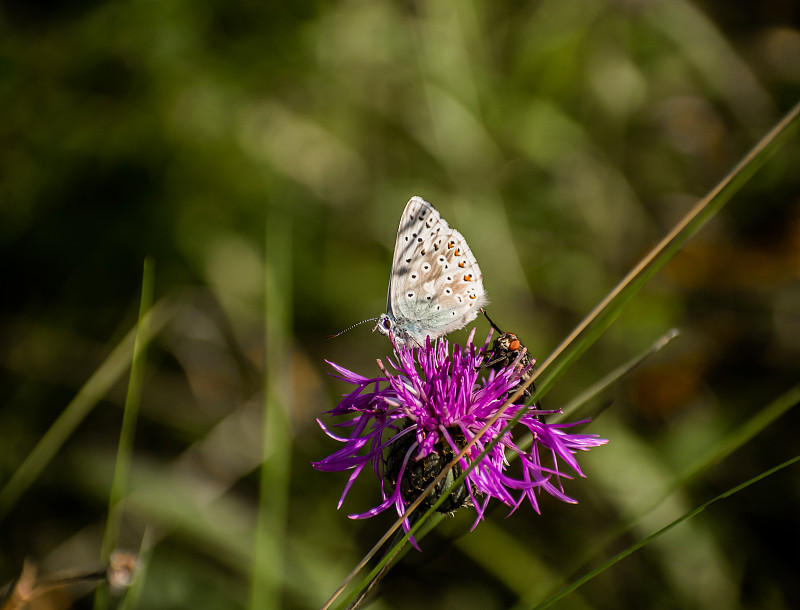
<box><xmin>1</xmin><ymin>0</ymin><xmax>799</xmax><ymax>608</ymax></box>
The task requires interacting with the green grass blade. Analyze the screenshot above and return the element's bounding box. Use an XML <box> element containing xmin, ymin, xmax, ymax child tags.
<box><xmin>0</xmin><ymin>295</ymin><xmax>178</xmax><ymax>521</ymax></box>
<box><xmin>338</xmin><ymin>515</ymin><xmax>442</xmax><ymax>610</ymax></box>
<box><xmin>249</xmin><ymin>209</ymin><xmax>293</xmax><ymax>609</ymax></box>
<box><xmin>497</xmin><ymin>328</ymin><xmax>681</xmax><ymax>463</ymax></box>
<box><xmin>538</xmin><ymin>384</ymin><xmax>799</xmax><ymax>608</ymax></box>
<box><xmin>554</xmin><ymin>328</ymin><xmax>681</xmax><ymax>422</ymax></box>
<box><xmin>533</xmin><ymin>100</ymin><xmax>800</xmax><ymax>400</ymax></box>
<box><xmin>534</xmin><ymin>452</ymin><xmax>800</xmax><ymax>609</ymax></box>
<box><xmin>94</xmin><ymin>257</ymin><xmax>155</xmax><ymax>610</ymax></box>
<box><xmin>600</xmin><ymin>383</ymin><xmax>799</xmax><ymax>554</ymax></box>
<box><xmin>661</xmin><ymin>384</ymin><xmax>800</xmax><ymax>501</ymax></box>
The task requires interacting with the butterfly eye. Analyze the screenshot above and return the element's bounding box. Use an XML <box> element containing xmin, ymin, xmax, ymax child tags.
<box><xmin>509</xmin><ymin>339</ymin><xmax>521</xmax><ymax>351</ymax></box>
<box><xmin>381</xmin><ymin>318</ymin><xmax>392</xmax><ymax>330</ymax></box>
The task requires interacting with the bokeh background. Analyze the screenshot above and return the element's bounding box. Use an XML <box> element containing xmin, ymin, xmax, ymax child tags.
<box><xmin>2</xmin><ymin>0</ymin><xmax>799</xmax><ymax>608</ymax></box>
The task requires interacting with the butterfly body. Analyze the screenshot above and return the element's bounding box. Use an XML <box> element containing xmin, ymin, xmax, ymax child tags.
<box><xmin>376</xmin><ymin>196</ymin><xmax>487</xmax><ymax>348</ymax></box>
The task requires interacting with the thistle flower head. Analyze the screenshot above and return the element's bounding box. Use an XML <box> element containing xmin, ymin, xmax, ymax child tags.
<box><xmin>313</xmin><ymin>329</ymin><xmax>607</xmax><ymax>541</ymax></box>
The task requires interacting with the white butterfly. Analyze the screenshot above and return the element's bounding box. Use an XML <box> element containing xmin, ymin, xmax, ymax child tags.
<box><xmin>375</xmin><ymin>196</ymin><xmax>488</xmax><ymax>348</ymax></box>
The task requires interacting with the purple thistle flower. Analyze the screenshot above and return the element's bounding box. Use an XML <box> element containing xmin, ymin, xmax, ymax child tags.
<box><xmin>313</xmin><ymin>329</ymin><xmax>608</xmax><ymax>540</ymax></box>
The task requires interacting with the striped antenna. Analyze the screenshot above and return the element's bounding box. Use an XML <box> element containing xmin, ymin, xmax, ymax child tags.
<box><xmin>327</xmin><ymin>318</ymin><xmax>380</xmax><ymax>339</ymax></box>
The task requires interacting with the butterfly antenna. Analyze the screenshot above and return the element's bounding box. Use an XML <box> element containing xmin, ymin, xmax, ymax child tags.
<box><xmin>480</xmin><ymin>308</ymin><xmax>504</xmax><ymax>334</ymax></box>
<box><xmin>327</xmin><ymin>318</ymin><xmax>380</xmax><ymax>339</ymax></box>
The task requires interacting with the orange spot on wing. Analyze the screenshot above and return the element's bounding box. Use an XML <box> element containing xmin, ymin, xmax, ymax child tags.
<box><xmin>458</xmin><ymin>261</ymin><xmax>465</xmax><ymax>268</ymax></box>
<box><xmin>463</xmin><ymin>274</ymin><xmax>472</xmax><ymax>281</ymax></box>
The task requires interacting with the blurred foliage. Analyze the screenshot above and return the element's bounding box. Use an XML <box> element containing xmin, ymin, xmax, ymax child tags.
<box><xmin>1</xmin><ymin>0</ymin><xmax>799</xmax><ymax>608</ymax></box>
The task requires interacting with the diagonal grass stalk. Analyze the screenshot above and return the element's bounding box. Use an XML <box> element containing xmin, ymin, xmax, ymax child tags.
<box><xmin>94</xmin><ymin>257</ymin><xmax>155</xmax><ymax>610</ymax></box>
<box><xmin>553</xmin><ymin>327</ymin><xmax>681</xmax><ymax>423</ymax></box>
<box><xmin>534</xmin><ymin>450</ymin><xmax>800</xmax><ymax>609</ymax></box>
<box><xmin>323</xmin><ymin>99</ymin><xmax>800</xmax><ymax>608</ymax></box>
<box><xmin>498</xmin><ymin>384</ymin><xmax>800</xmax><ymax>610</ymax></box>
<box><xmin>532</xmin><ymin>99</ymin><xmax>800</xmax><ymax>401</ymax></box>
<box><xmin>545</xmin><ymin>384</ymin><xmax>800</xmax><ymax>600</ymax></box>
<box><xmin>0</xmin><ymin>296</ymin><xmax>180</xmax><ymax>521</ymax></box>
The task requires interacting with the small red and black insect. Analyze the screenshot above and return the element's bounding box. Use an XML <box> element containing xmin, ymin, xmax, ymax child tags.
<box><xmin>481</xmin><ymin>310</ymin><xmax>538</xmax><ymax>405</ymax></box>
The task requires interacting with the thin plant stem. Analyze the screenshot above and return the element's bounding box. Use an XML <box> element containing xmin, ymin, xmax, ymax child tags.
<box><xmin>95</xmin><ymin>258</ymin><xmax>155</xmax><ymax>610</ymax></box>
<box><xmin>250</xmin><ymin>209</ymin><xmax>293</xmax><ymax>609</ymax></box>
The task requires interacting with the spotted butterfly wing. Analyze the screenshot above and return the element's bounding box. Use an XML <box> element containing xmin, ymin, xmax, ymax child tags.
<box><xmin>376</xmin><ymin>196</ymin><xmax>488</xmax><ymax>348</ymax></box>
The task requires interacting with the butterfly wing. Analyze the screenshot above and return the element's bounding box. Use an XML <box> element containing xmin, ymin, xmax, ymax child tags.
<box><xmin>387</xmin><ymin>196</ymin><xmax>488</xmax><ymax>346</ymax></box>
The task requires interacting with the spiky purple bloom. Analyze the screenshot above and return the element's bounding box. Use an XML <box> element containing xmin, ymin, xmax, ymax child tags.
<box><xmin>313</xmin><ymin>329</ymin><xmax>607</xmax><ymax>537</ymax></box>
